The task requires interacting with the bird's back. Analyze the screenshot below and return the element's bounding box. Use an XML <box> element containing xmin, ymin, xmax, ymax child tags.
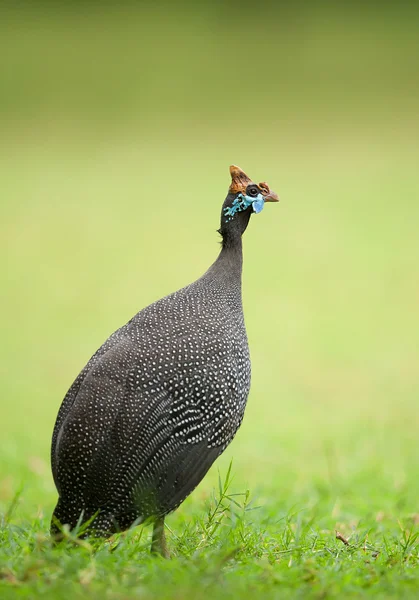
<box><xmin>51</xmin><ymin>269</ymin><xmax>251</xmax><ymax>534</ymax></box>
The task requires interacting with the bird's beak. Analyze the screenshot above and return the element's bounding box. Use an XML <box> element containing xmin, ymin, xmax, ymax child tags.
<box><xmin>263</xmin><ymin>190</ymin><xmax>279</xmax><ymax>202</ymax></box>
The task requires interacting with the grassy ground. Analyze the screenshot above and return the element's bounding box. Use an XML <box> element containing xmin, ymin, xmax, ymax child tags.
<box><xmin>1</xmin><ymin>3</ymin><xmax>419</xmax><ymax>598</ymax></box>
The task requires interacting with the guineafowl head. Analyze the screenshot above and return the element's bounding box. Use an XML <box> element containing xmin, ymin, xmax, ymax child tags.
<box><xmin>219</xmin><ymin>165</ymin><xmax>279</xmax><ymax>247</ymax></box>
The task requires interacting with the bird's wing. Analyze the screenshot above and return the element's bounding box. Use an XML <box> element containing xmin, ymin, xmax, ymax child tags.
<box><xmin>91</xmin><ymin>357</ymin><xmax>242</xmax><ymax>517</ymax></box>
<box><xmin>53</xmin><ymin>332</ymin><xmax>242</xmax><ymax>520</ymax></box>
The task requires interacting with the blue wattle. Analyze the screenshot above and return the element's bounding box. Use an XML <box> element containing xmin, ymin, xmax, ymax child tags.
<box><xmin>252</xmin><ymin>196</ymin><xmax>265</xmax><ymax>214</ymax></box>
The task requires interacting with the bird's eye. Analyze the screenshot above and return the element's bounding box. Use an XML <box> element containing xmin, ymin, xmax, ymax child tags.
<box><xmin>247</xmin><ymin>187</ymin><xmax>259</xmax><ymax>197</ymax></box>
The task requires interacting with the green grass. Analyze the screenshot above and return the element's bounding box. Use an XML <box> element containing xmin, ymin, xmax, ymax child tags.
<box><xmin>1</xmin><ymin>463</ymin><xmax>419</xmax><ymax>599</ymax></box>
<box><xmin>1</xmin><ymin>3</ymin><xmax>419</xmax><ymax>598</ymax></box>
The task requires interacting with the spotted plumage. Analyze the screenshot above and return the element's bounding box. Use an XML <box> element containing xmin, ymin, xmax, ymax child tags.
<box><xmin>51</xmin><ymin>165</ymin><xmax>278</xmax><ymax>554</ymax></box>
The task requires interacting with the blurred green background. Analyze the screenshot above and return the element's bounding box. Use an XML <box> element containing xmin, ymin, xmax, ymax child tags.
<box><xmin>1</xmin><ymin>1</ymin><xmax>418</xmax><ymax>522</ymax></box>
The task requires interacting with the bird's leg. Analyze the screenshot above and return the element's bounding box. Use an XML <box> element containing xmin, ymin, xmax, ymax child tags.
<box><xmin>151</xmin><ymin>516</ymin><xmax>170</xmax><ymax>558</ymax></box>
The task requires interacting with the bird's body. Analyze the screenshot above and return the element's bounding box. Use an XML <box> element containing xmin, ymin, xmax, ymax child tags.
<box><xmin>51</xmin><ymin>165</ymin><xmax>278</xmax><ymax>553</ymax></box>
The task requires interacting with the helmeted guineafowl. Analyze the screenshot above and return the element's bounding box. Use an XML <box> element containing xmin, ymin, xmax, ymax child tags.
<box><xmin>51</xmin><ymin>165</ymin><xmax>278</xmax><ymax>556</ymax></box>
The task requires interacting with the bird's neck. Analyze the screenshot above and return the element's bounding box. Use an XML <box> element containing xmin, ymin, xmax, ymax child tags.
<box><xmin>201</xmin><ymin>198</ymin><xmax>250</xmax><ymax>291</ymax></box>
<box><xmin>204</xmin><ymin>238</ymin><xmax>243</xmax><ymax>288</ymax></box>
<box><xmin>218</xmin><ymin>238</ymin><xmax>243</xmax><ymax>274</ymax></box>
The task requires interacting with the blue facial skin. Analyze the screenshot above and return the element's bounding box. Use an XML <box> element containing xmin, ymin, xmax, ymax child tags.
<box><xmin>224</xmin><ymin>193</ymin><xmax>265</xmax><ymax>222</ymax></box>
